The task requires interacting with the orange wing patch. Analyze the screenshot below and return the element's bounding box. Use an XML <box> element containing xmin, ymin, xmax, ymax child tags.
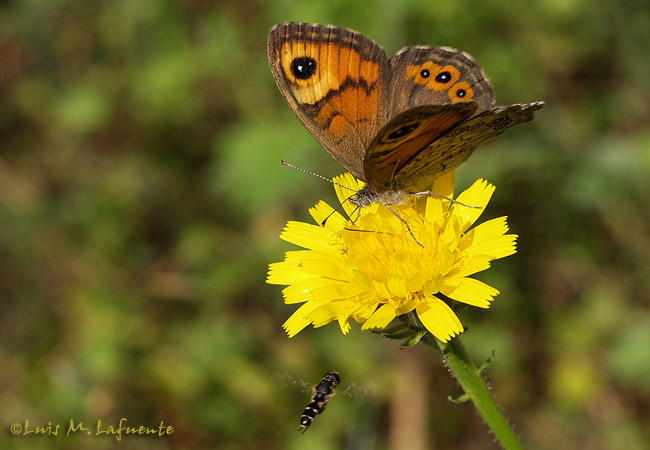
<box><xmin>405</xmin><ymin>62</ymin><xmax>473</xmax><ymax>101</ymax></box>
<box><xmin>279</xmin><ymin>42</ymin><xmax>380</xmax><ymax>105</ymax></box>
<box><xmin>448</xmin><ymin>81</ymin><xmax>473</xmax><ymax>102</ymax></box>
<box><xmin>405</xmin><ymin>61</ymin><xmax>442</xmax><ymax>85</ymax></box>
<box><xmin>428</xmin><ymin>65</ymin><xmax>461</xmax><ymax>90</ymax></box>
<box><xmin>279</xmin><ymin>41</ymin><xmax>382</xmax><ymax>144</ymax></box>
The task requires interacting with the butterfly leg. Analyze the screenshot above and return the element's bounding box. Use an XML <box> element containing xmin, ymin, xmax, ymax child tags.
<box><xmin>412</xmin><ymin>191</ymin><xmax>481</xmax><ymax>209</ymax></box>
<box><xmin>383</xmin><ymin>204</ymin><xmax>424</xmax><ymax>248</ymax></box>
<box><xmin>349</xmin><ymin>205</ymin><xmax>362</xmax><ymax>225</ymax></box>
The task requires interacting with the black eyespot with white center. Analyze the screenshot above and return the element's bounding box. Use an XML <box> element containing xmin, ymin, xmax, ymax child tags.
<box><xmin>387</xmin><ymin>123</ymin><xmax>419</xmax><ymax>140</ymax></box>
<box><xmin>435</xmin><ymin>71</ymin><xmax>451</xmax><ymax>83</ymax></box>
<box><xmin>420</xmin><ymin>69</ymin><xmax>430</xmax><ymax>78</ymax></box>
<box><xmin>290</xmin><ymin>57</ymin><xmax>317</xmax><ymax>80</ymax></box>
<box><xmin>456</xmin><ymin>89</ymin><xmax>466</xmax><ymax>98</ymax></box>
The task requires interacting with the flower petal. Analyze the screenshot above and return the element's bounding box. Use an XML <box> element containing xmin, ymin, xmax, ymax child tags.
<box><xmin>424</xmin><ymin>195</ymin><xmax>444</xmax><ymax>228</ymax></box>
<box><xmin>362</xmin><ymin>303</ymin><xmax>397</xmax><ymax>330</ymax></box>
<box><xmin>281</xmin><ymin>221</ymin><xmax>336</xmax><ymax>250</ymax></box>
<box><xmin>387</xmin><ymin>274</ymin><xmax>409</xmax><ymax>298</ymax></box>
<box><xmin>308</xmin><ymin>301</ymin><xmax>348</xmax><ymax>327</ymax></box>
<box><xmin>267</xmin><ymin>251</ymin><xmax>314</xmax><ymax>284</ymax></box>
<box><xmin>333</xmin><ymin>173</ymin><xmax>364</xmax><ymax>218</ymax></box>
<box><xmin>337</xmin><ymin>316</ymin><xmax>352</xmax><ymax>334</ymax></box>
<box><xmin>283</xmin><ymin>301</ymin><xmax>321</xmax><ymax>337</ymax></box>
<box><xmin>299</xmin><ymin>253</ymin><xmax>346</xmax><ymax>279</ymax></box>
<box><xmin>432</xmin><ymin>171</ymin><xmax>455</xmax><ymax>199</ymax></box>
<box><xmin>281</xmin><ymin>277</ymin><xmax>342</xmax><ymax>304</ymax></box>
<box><xmin>309</xmin><ymin>200</ymin><xmax>348</xmax><ymax>232</ymax></box>
<box><xmin>453</xmin><ymin>179</ymin><xmax>495</xmax><ymax>232</ymax></box>
<box><xmin>463</xmin><ymin>217</ymin><xmax>518</xmax><ymax>259</ymax></box>
<box><xmin>416</xmin><ymin>298</ymin><xmax>464</xmax><ymax>342</ymax></box>
<box><xmin>310</xmin><ymin>282</ymin><xmax>366</xmax><ymax>301</ymax></box>
<box><xmin>442</xmin><ymin>278</ymin><xmax>499</xmax><ymax>308</ymax></box>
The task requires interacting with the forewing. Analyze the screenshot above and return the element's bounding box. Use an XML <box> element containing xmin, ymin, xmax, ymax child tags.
<box><xmin>268</xmin><ymin>22</ymin><xmax>390</xmax><ymax>179</ymax></box>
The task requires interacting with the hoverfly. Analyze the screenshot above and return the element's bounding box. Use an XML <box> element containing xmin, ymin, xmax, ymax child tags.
<box><xmin>299</xmin><ymin>371</ymin><xmax>340</xmax><ymax>433</ymax></box>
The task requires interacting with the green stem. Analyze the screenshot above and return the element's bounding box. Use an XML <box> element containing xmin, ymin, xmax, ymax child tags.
<box><xmin>422</xmin><ymin>334</ymin><xmax>525</xmax><ymax>450</ymax></box>
<box><xmin>398</xmin><ymin>312</ymin><xmax>525</xmax><ymax>449</ymax></box>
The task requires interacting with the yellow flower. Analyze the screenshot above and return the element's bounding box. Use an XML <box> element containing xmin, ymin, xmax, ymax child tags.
<box><xmin>267</xmin><ymin>172</ymin><xmax>517</xmax><ymax>342</ymax></box>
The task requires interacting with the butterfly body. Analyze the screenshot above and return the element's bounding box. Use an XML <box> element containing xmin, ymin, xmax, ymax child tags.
<box><xmin>268</xmin><ymin>22</ymin><xmax>543</xmax><ymax>205</ymax></box>
<box><xmin>351</xmin><ymin>185</ymin><xmax>411</xmax><ymax>208</ymax></box>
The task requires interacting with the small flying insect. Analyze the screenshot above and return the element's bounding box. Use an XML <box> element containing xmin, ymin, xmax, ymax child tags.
<box><xmin>299</xmin><ymin>371</ymin><xmax>340</xmax><ymax>433</ymax></box>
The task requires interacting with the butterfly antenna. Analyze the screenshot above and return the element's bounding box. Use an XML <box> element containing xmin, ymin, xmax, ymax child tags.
<box><xmin>280</xmin><ymin>161</ymin><xmax>360</xmax><ymax>226</ymax></box>
<box><xmin>280</xmin><ymin>161</ymin><xmax>356</xmax><ymax>193</ymax></box>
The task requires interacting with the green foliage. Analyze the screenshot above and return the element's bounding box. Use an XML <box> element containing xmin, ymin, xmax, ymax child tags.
<box><xmin>1</xmin><ymin>0</ymin><xmax>649</xmax><ymax>449</ymax></box>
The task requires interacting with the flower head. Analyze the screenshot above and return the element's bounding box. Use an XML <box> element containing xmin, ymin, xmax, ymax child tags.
<box><xmin>267</xmin><ymin>173</ymin><xmax>517</xmax><ymax>342</ymax></box>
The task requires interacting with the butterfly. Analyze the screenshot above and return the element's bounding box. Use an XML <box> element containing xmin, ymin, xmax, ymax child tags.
<box><xmin>267</xmin><ymin>22</ymin><xmax>544</xmax><ymax>207</ymax></box>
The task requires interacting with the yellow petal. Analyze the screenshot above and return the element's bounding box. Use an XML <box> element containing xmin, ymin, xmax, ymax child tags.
<box><xmin>432</xmin><ymin>170</ymin><xmax>455</xmax><ymax>199</ymax></box>
<box><xmin>308</xmin><ymin>300</ymin><xmax>353</xmax><ymax>327</ymax></box>
<box><xmin>349</xmin><ymin>302</ymin><xmax>380</xmax><ymax>322</ymax></box>
<box><xmin>424</xmin><ymin>196</ymin><xmax>444</xmax><ymax>227</ymax></box>
<box><xmin>423</xmin><ymin>276</ymin><xmax>445</xmax><ymax>296</ymax></box>
<box><xmin>267</xmin><ymin>251</ymin><xmax>314</xmax><ymax>284</ymax></box>
<box><xmin>281</xmin><ymin>221</ymin><xmax>335</xmax><ymax>249</ymax></box>
<box><xmin>405</xmin><ymin>272</ymin><xmax>427</xmax><ymax>293</ymax></box>
<box><xmin>333</xmin><ymin>173</ymin><xmax>364</xmax><ymax>218</ymax></box>
<box><xmin>266</xmin><ymin>261</ymin><xmax>299</xmax><ymax>285</ymax></box>
<box><xmin>437</xmin><ymin>248</ymin><xmax>455</xmax><ymax>275</ymax></box>
<box><xmin>349</xmin><ymin>268</ymin><xmax>374</xmax><ymax>293</ymax></box>
<box><xmin>281</xmin><ymin>277</ymin><xmax>341</xmax><ymax>304</ymax></box>
<box><xmin>309</xmin><ymin>200</ymin><xmax>348</xmax><ymax>232</ymax></box>
<box><xmin>453</xmin><ymin>179</ymin><xmax>495</xmax><ymax>231</ymax></box>
<box><xmin>307</xmin><ymin>308</ymin><xmax>339</xmax><ymax>328</ymax></box>
<box><xmin>283</xmin><ymin>301</ymin><xmax>321</xmax><ymax>337</ymax></box>
<box><xmin>299</xmin><ymin>253</ymin><xmax>346</xmax><ymax>279</ymax></box>
<box><xmin>337</xmin><ymin>316</ymin><xmax>352</xmax><ymax>334</ymax></box>
<box><xmin>362</xmin><ymin>304</ymin><xmax>397</xmax><ymax>330</ymax></box>
<box><xmin>442</xmin><ymin>278</ymin><xmax>499</xmax><ymax>308</ymax></box>
<box><xmin>387</xmin><ymin>274</ymin><xmax>409</xmax><ymax>298</ymax></box>
<box><xmin>455</xmin><ymin>257</ymin><xmax>492</xmax><ymax>278</ymax></box>
<box><xmin>394</xmin><ymin>297</ymin><xmax>418</xmax><ymax>315</ymax></box>
<box><xmin>310</xmin><ymin>282</ymin><xmax>365</xmax><ymax>301</ymax></box>
<box><xmin>416</xmin><ymin>298</ymin><xmax>464</xmax><ymax>342</ymax></box>
<box><xmin>463</xmin><ymin>217</ymin><xmax>518</xmax><ymax>259</ymax></box>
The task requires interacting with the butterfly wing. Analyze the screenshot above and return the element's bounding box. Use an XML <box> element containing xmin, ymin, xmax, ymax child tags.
<box><xmin>363</xmin><ymin>102</ymin><xmax>479</xmax><ymax>192</ymax></box>
<box><xmin>387</xmin><ymin>46</ymin><xmax>495</xmax><ymax>117</ymax></box>
<box><xmin>385</xmin><ymin>101</ymin><xmax>545</xmax><ymax>192</ymax></box>
<box><xmin>268</xmin><ymin>22</ymin><xmax>390</xmax><ymax>179</ymax></box>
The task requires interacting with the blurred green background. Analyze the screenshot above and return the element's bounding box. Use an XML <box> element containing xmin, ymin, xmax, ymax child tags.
<box><xmin>1</xmin><ymin>0</ymin><xmax>649</xmax><ymax>449</ymax></box>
